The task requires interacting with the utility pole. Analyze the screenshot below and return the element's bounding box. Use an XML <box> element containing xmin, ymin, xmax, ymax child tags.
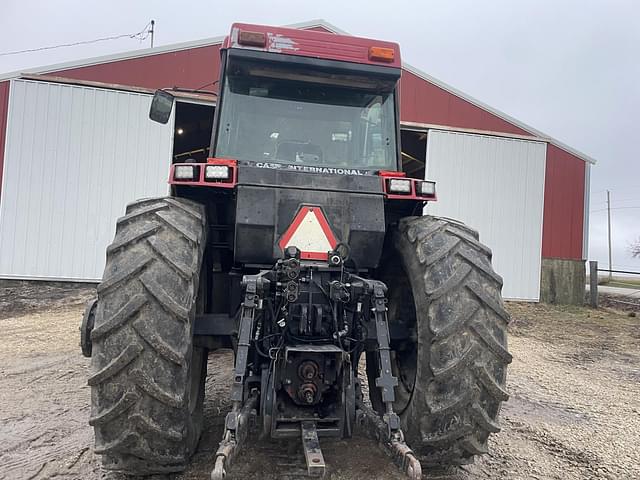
<box><xmin>150</xmin><ymin>20</ymin><xmax>155</xmax><ymax>48</ymax></box>
<box><xmin>607</xmin><ymin>190</ymin><xmax>612</xmax><ymax>281</ymax></box>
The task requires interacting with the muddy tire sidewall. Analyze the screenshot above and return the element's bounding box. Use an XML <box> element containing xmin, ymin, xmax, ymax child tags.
<box><xmin>89</xmin><ymin>197</ymin><xmax>207</xmax><ymax>475</ymax></box>
<box><xmin>371</xmin><ymin>215</ymin><xmax>511</xmax><ymax>466</ymax></box>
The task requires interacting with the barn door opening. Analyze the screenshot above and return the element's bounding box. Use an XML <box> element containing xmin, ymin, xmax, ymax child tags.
<box><xmin>400</xmin><ymin>128</ymin><xmax>427</xmax><ymax>178</ymax></box>
<box><xmin>172</xmin><ymin>100</ymin><xmax>215</xmax><ymax>163</ymax></box>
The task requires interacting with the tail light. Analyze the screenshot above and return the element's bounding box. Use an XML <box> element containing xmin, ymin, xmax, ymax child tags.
<box><xmin>238</xmin><ymin>30</ymin><xmax>266</xmax><ymax>47</ymax></box>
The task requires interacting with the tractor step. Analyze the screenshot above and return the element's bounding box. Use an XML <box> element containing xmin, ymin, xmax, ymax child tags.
<box><xmin>301</xmin><ymin>421</ymin><xmax>326</xmax><ymax>477</ymax></box>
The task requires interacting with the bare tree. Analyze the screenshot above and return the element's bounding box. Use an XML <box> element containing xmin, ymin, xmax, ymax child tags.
<box><xmin>631</xmin><ymin>237</ymin><xmax>640</xmax><ymax>258</ymax></box>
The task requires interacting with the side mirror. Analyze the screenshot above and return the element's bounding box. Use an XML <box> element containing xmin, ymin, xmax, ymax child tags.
<box><xmin>149</xmin><ymin>89</ymin><xmax>175</xmax><ymax>124</ymax></box>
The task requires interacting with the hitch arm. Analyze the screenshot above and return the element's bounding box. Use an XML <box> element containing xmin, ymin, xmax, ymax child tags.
<box><xmin>211</xmin><ymin>392</ymin><xmax>258</xmax><ymax>480</ymax></box>
<box><xmin>211</xmin><ymin>274</ymin><xmax>267</xmax><ymax>480</ymax></box>
<box><xmin>370</xmin><ymin>282</ymin><xmax>401</xmax><ymax>432</ymax></box>
<box><xmin>351</xmin><ymin>277</ymin><xmax>422</xmax><ymax>480</ymax></box>
<box><xmin>356</xmin><ymin>401</ymin><xmax>422</xmax><ymax>480</ymax></box>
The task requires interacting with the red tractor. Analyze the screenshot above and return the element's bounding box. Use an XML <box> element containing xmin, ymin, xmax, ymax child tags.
<box><xmin>81</xmin><ymin>23</ymin><xmax>511</xmax><ymax>479</ymax></box>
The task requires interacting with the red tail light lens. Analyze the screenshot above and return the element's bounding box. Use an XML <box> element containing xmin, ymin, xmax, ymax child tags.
<box><xmin>238</xmin><ymin>30</ymin><xmax>266</xmax><ymax>47</ymax></box>
<box><xmin>378</xmin><ymin>170</ymin><xmax>406</xmax><ymax>177</ymax></box>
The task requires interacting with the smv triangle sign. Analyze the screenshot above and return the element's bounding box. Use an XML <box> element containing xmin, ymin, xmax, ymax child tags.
<box><xmin>279</xmin><ymin>206</ymin><xmax>338</xmax><ymax>260</ymax></box>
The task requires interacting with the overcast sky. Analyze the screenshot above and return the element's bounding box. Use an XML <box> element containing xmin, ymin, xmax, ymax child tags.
<box><xmin>1</xmin><ymin>0</ymin><xmax>639</xmax><ymax>272</ymax></box>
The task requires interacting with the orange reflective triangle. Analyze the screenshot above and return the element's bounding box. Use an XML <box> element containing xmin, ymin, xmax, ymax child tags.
<box><xmin>278</xmin><ymin>206</ymin><xmax>338</xmax><ymax>260</ymax></box>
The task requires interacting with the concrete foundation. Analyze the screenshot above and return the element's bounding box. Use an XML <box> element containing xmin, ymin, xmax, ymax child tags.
<box><xmin>540</xmin><ymin>258</ymin><xmax>586</xmax><ymax>305</ymax></box>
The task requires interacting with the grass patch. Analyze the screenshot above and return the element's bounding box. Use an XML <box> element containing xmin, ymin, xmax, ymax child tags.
<box><xmin>594</xmin><ymin>276</ymin><xmax>640</xmax><ymax>289</ymax></box>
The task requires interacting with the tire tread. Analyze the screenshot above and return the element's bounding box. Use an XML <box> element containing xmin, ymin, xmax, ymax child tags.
<box><xmin>89</xmin><ymin>196</ymin><xmax>206</xmax><ymax>475</ymax></box>
<box><xmin>391</xmin><ymin>215</ymin><xmax>511</xmax><ymax>466</ymax></box>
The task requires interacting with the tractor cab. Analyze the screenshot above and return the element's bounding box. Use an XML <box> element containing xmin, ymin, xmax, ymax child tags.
<box><xmin>212</xmin><ymin>25</ymin><xmax>401</xmax><ymax>174</ymax></box>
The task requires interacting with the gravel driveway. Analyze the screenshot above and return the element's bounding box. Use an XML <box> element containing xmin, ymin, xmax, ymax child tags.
<box><xmin>0</xmin><ymin>282</ymin><xmax>638</xmax><ymax>479</ymax></box>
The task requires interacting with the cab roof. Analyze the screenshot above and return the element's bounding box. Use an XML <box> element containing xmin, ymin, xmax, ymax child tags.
<box><xmin>222</xmin><ymin>23</ymin><xmax>402</xmax><ymax>70</ymax></box>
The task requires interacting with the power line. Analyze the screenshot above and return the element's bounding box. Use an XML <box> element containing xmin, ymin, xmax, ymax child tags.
<box><xmin>592</xmin><ymin>198</ymin><xmax>640</xmax><ymax>207</ymax></box>
<box><xmin>593</xmin><ymin>186</ymin><xmax>640</xmax><ymax>195</ymax></box>
<box><xmin>591</xmin><ymin>206</ymin><xmax>640</xmax><ymax>213</ymax></box>
<box><xmin>0</xmin><ymin>22</ymin><xmax>152</xmax><ymax>57</ymax></box>
<box><xmin>612</xmin><ymin>195</ymin><xmax>640</xmax><ymax>203</ymax></box>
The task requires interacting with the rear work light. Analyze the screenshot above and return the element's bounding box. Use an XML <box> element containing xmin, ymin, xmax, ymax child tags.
<box><xmin>379</xmin><ymin>171</ymin><xmax>437</xmax><ymax>201</ymax></box>
<box><xmin>174</xmin><ymin>165</ymin><xmax>196</xmax><ymax>180</ymax></box>
<box><xmin>205</xmin><ymin>165</ymin><xmax>231</xmax><ymax>180</ymax></box>
<box><xmin>418</xmin><ymin>181</ymin><xmax>436</xmax><ymax>196</ymax></box>
<box><xmin>238</xmin><ymin>30</ymin><xmax>267</xmax><ymax>47</ymax></box>
<box><xmin>387</xmin><ymin>178</ymin><xmax>412</xmax><ymax>194</ymax></box>
<box><xmin>369</xmin><ymin>46</ymin><xmax>395</xmax><ymax>63</ymax></box>
<box><xmin>169</xmin><ymin>159</ymin><xmax>237</xmax><ymax>188</ymax></box>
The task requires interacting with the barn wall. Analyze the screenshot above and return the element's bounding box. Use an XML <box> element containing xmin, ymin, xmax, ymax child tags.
<box><xmin>0</xmin><ymin>81</ymin><xmax>9</xmax><ymax>198</ymax></box>
<box><xmin>0</xmin><ymin>80</ymin><xmax>175</xmax><ymax>281</ymax></box>
<box><xmin>399</xmin><ymin>70</ymin><xmax>530</xmax><ymax>136</ymax></box>
<box><xmin>541</xmin><ymin>144</ymin><xmax>586</xmax><ymax>260</ymax></box>
<box><xmin>51</xmin><ymin>45</ymin><xmax>222</xmax><ymax>91</ymax></box>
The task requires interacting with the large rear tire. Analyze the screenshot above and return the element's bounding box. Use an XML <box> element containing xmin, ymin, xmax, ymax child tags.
<box><xmin>368</xmin><ymin>215</ymin><xmax>511</xmax><ymax>467</ymax></box>
<box><xmin>89</xmin><ymin>197</ymin><xmax>207</xmax><ymax>475</ymax></box>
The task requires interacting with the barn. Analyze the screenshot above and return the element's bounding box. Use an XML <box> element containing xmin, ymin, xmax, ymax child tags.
<box><xmin>0</xmin><ymin>20</ymin><xmax>593</xmax><ymax>303</ymax></box>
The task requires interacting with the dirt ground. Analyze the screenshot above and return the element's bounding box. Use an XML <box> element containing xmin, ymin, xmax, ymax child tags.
<box><xmin>598</xmin><ymin>293</ymin><xmax>640</xmax><ymax>315</ymax></box>
<box><xmin>1</xmin><ymin>282</ymin><xmax>639</xmax><ymax>480</ymax></box>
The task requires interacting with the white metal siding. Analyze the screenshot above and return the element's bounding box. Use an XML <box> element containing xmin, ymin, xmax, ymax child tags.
<box><xmin>425</xmin><ymin>130</ymin><xmax>546</xmax><ymax>301</ymax></box>
<box><xmin>0</xmin><ymin>79</ymin><xmax>174</xmax><ymax>281</ymax></box>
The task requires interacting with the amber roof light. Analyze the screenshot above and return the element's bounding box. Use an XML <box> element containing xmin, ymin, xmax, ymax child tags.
<box><xmin>368</xmin><ymin>46</ymin><xmax>395</xmax><ymax>63</ymax></box>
